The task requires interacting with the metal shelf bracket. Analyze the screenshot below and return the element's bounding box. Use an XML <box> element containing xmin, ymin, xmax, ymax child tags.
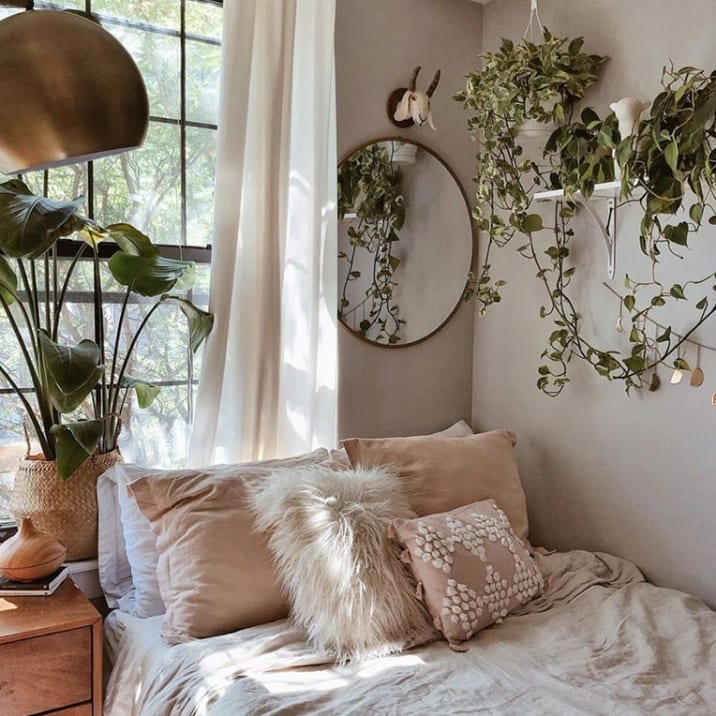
<box><xmin>534</xmin><ymin>181</ymin><xmax>620</xmax><ymax>279</ymax></box>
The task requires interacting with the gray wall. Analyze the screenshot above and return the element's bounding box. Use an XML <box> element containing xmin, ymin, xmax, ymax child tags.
<box><xmin>335</xmin><ymin>0</ymin><xmax>482</xmax><ymax>440</ymax></box>
<box><xmin>476</xmin><ymin>0</ymin><xmax>716</xmax><ymax>606</ymax></box>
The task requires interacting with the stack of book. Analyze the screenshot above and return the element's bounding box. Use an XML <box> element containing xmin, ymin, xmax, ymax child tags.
<box><xmin>0</xmin><ymin>566</ymin><xmax>69</xmax><ymax>597</ymax></box>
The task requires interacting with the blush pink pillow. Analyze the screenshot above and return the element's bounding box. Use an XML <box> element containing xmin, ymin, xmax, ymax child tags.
<box><xmin>391</xmin><ymin>499</ymin><xmax>543</xmax><ymax>648</ymax></box>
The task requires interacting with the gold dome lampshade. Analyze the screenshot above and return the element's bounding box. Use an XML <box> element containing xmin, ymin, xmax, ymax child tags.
<box><xmin>0</xmin><ymin>8</ymin><xmax>149</xmax><ymax>174</ymax></box>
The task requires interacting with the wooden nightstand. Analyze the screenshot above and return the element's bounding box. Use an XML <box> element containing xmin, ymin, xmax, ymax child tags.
<box><xmin>0</xmin><ymin>579</ymin><xmax>102</xmax><ymax>716</ymax></box>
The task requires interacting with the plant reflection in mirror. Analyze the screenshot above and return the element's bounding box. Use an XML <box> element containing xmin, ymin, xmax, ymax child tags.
<box><xmin>338</xmin><ymin>142</ymin><xmax>406</xmax><ymax>344</ymax></box>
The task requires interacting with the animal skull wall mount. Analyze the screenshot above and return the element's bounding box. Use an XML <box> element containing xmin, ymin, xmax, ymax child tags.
<box><xmin>387</xmin><ymin>66</ymin><xmax>441</xmax><ymax>130</ymax></box>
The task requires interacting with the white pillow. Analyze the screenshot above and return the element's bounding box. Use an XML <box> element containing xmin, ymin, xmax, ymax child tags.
<box><xmin>97</xmin><ymin>467</ymin><xmax>134</xmax><ymax>609</ymax></box>
<box><xmin>98</xmin><ymin>464</ymin><xmax>166</xmax><ymax>617</ymax></box>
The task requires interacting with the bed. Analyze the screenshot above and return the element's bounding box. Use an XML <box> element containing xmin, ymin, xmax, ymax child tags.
<box><xmin>98</xmin><ymin>430</ymin><xmax>716</xmax><ymax>715</ymax></box>
<box><xmin>103</xmin><ymin>548</ymin><xmax>716</xmax><ymax>715</ymax></box>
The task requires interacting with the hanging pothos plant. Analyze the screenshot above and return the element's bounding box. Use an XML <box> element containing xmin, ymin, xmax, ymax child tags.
<box><xmin>337</xmin><ymin>143</ymin><xmax>406</xmax><ymax>344</ymax></box>
<box><xmin>456</xmin><ymin>28</ymin><xmax>716</xmax><ymax>396</ymax></box>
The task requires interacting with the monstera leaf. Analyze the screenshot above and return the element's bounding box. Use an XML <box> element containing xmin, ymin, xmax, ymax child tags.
<box><xmin>38</xmin><ymin>331</ymin><xmax>104</xmax><ymax>413</ymax></box>
<box><xmin>161</xmin><ymin>295</ymin><xmax>214</xmax><ymax>352</ymax></box>
<box><xmin>105</xmin><ymin>223</ymin><xmax>160</xmax><ymax>258</ymax></box>
<box><xmin>0</xmin><ymin>255</ymin><xmax>17</xmax><ymax>305</ymax></box>
<box><xmin>0</xmin><ymin>180</ymin><xmax>85</xmax><ymax>259</ymax></box>
<box><xmin>120</xmin><ymin>375</ymin><xmax>161</xmax><ymax>408</ymax></box>
<box><xmin>50</xmin><ymin>420</ymin><xmax>104</xmax><ymax>480</ymax></box>
<box><xmin>108</xmin><ymin>252</ymin><xmax>192</xmax><ymax>297</ymax></box>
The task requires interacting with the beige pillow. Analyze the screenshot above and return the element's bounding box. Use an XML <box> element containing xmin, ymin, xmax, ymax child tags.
<box><xmin>128</xmin><ymin>448</ymin><xmax>329</xmax><ymax>643</ymax></box>
<box><xmin>329</xmin><ymin>419</ymin><xmax>473</xmax><ymax>468</ymax></box>
<box><xmin>342</xmin><ymin>430</ymin><xmax>530</xmax><ymax>543</ymax></box>
<box><xmin>248</xmin><ymin>464</ymin><xmax>436</xmax><ymax>663</ymax></box>
<box><xmin>392</xmin><ymin>499</ymin><xmax>543</xmax><ymax>648</ymax></box>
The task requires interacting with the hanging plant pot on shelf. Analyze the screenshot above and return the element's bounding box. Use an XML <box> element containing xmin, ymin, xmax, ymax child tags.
<box><xmin>10</xmin><ymin>450</ymin><xmax>122</xmax><ymax>561</ymax></box>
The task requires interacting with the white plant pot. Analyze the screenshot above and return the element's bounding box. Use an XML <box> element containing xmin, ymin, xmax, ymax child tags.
<box><xmin>379</xmin><ymin>140</ymin><xmax>418</xmax><ymax>165</ymax></box>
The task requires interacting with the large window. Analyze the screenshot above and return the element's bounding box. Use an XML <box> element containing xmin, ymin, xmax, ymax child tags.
<box><xmin>0</xmin><ymin>1</ymin><xmax>222</xmax><ymax>517</ymax></box>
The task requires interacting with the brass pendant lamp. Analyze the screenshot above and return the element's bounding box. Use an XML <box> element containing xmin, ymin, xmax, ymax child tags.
<box><xmin>0</xmin><ymin>1</ymin><xmax>149</xmax><ymax>174</ymax></box>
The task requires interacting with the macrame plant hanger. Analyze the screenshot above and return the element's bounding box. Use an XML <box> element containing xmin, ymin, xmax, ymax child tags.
<box><xmin>523</xmin><ymin>0</ymin><xmax>545</xmax><ymax>42</ymax></box>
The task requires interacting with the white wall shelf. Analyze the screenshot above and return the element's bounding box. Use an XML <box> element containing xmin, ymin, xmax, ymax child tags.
<box><xmin>534</xmin><ymin>180</ymin><xmax>621</xmax><ymax>279</ymax></box>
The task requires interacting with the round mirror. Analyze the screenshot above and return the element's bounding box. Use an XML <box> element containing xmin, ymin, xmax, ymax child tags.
<box><xmin>338</xmin><ymin>138</ymin><xmax>474</xmax><ymax>347</ymax></box>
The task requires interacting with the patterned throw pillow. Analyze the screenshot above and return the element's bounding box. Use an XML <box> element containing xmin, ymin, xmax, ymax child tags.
<box><xmin>391</xmin><ymin>499</ymin><xmax>543</xmax><ymax>648</ymax></box>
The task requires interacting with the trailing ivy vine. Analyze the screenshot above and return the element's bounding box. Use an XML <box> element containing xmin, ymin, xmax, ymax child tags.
<box><xmin>337</xmin><ymin>143</ymin><xmax>406</xmax><ymax>344</ymax></box>
<box><xmin>457</xmin><ymin>31</ymin><xmax>716</xmax><ymax>396</ymax></box>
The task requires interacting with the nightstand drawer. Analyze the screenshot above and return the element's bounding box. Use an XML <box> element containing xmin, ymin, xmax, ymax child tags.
<box><xmin>0</xmin><ymin>626</ymin><xmax>91</xmax><ymax>716</ymax></box>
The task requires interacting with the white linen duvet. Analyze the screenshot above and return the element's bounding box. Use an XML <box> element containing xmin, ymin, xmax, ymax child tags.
<box><xmin>104</xmin><ymin>549</ymin><xmax>716</xmax><ymax>716</ymax></box>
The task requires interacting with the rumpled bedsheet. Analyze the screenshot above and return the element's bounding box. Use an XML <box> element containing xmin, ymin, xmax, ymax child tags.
<box><xmin>104</xmin><ymin>550</ymin><xmax>716</xmax><ymax>715</ymax></box>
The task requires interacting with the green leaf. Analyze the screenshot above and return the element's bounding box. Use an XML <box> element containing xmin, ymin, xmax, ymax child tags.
<box><xmin>615</xmin><ymin>137</ymin><xmax>634</xmax><ymax>169</ymax></box>
<box><xmin>106</xmin><ymin>223</ymin><xmax>160</xmax><ymax>258</ymax></box>
<box><xmin>623</xmin><ymin>295</ymin><xmax>636</xmax><ymax>312</ymax></box>
<box><xmin>0</xmin><ymin>180</ymin><xmax>84</xmax><ymax>258</ymax></box>
<box><xmin>656</xmin><ymin>326</ymin><xmax>671</xmax><ymax>342</ymax></box>
<box><xmin>160</xmin><ymin>295</ymin><xmax>214</xmax><ymax>353</ymax></box>
<box><xmin>0</xmin><ymin>255</ymin><xmax>18</xmax><ymax>305</ymax></box>
<box><xmin>171</xmin><ymin>262</ymin><xmax>196</xmax><ymax>293</ymax></box>
<box><xmin>108</xmin><ymin>253</ymin><xmax>192</xmax><ymax>297</ymax></box>
<box><xmin>663</xmin><ymin>222</ymin><xmax>689</xmax><ymax>246</ymax></box>
<box><xmin>664</xmin><ymin>140</ymin><xmax>679</xmax><ymax>175</ymax></box>
<box><xmin>50</xmin><ymin>420</ymin><xmax>103</xmax><ymax>480</ymax></box>
<box><xmin>522</xmin><ymin>214</ymin><xmax>544</xmax><ymax>233</ymax></box>
<box><xmin>120</xmin><ymin>375</ymin><xmax>161</xmax><ymax>409</ymax></box>
<box><xmin>76</xmin><ymin>225</ymin><xmax>107</xmax><ymax>249</ymax></box>
<box><xmin>674</xmin><ymin>357</ymin><xmax>691</xmax><ymax>371</ymax></box>
<box><xmin>669</xmin><ymin>284</ymin><xmax>686</xmax><ymax>300</ymax></box>
<box><xmin>388</xmin><ymin>255</ymin><xmax>400</xmax><ymax>271</ymax></box>
<box><xmin>624</xmin><ymin>355</ymin><xmax>646</xmax><ymax>373</ymax></box>
<box><xmin>689</xmin><ymin>204</ymin><xmax>704</xmax><ymax>224</ymax></box>
<box><xmin>38</xmin><ymin>331</ymin><xmax>104</xmax><ymax>412</ymax></box>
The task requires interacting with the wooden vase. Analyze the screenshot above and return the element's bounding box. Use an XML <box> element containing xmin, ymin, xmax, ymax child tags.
<box><xmin>0</xmin><ymin>517</ymin><xmax>66</xmax><ymax>581</ymax></box>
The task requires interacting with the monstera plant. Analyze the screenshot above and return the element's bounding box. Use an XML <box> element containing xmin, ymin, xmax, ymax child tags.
<box><xmin>0</xmin><ymin>179</ymin><xmax>213</xmax><ymax>480</ymax></box>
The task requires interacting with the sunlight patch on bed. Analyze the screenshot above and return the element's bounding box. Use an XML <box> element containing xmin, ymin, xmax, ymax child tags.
<box><xmin>246</xmin><ymin>668</ymin><xmax>350</xmax><ymax>695</ymax></box>
<box><xmin>354</xmin><ymin>653</ymin><xmax>426</xmax><ymax>679</ymax></box>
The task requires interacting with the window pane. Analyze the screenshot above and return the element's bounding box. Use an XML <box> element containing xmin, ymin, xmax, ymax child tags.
<box><xmin>93</xmin><ymin>0</ymin><xmax>180</xmax><ymax>32</ymax></box>
<box><xmin>186</xmin><ymin>39</ymin><xmax>221</xmax><ymax>125</ymax></box>
<box><xmin>93</xmin><ymin>122</ymin><xmax>181</xmax><ymax>244</ymax></box>
<box><xmin>108</xmin><ymin>25</ymin><xmax>180</xmax><ymax>119</ymax></box>
<box><xmin>186</xmin><ymin>127</ymin><xmax>217</xmax><ymax>246</ymax></box>
<box><xmin>22</xmin><ymin>164</ymin><xmax>89</xmax><ymax>212</ymax></box>
<box><xmin>186</xmin><ymin>0</ymin><xmax>222</xmax><ymax>41</ymax></box>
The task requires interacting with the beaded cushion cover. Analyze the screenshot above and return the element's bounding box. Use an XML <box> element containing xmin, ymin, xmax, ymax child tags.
<box><xmin>392</xmin><ymin>499</ymin><xmax>543</xmax><ymax>648</ymax></box>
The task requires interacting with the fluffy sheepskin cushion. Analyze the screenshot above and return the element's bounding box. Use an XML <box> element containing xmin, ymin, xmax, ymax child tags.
<box><xmin>248</xmin><ymin>464</ymin><xmax>436</xmax><ymax>663</ymax></box>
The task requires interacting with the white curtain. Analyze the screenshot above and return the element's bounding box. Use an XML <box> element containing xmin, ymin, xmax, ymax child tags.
<box><xmin>188</xmin><ymin>0</ymin><xmax>337</xmax><ymax>465</ymax></box>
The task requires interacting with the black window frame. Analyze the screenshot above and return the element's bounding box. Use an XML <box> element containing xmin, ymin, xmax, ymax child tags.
<box><xmin>0</xmin><ymin>1</ymin><xmax>222</xmax><ymax>403</ymax></box>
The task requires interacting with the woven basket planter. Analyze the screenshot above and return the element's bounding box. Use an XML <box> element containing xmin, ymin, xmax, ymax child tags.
<box><xmin>9</xmin><ymin>450</ymin><xmax>122</xmax><ymax>561</ymax></box>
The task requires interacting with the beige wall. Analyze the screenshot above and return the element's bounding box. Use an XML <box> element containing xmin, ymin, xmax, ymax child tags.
<box><xmin>477</xmin><ymin>0</ymin><xmax>716</xmax><ymax>606</ymax></box>
<box><xmin>335</xmin><ymin>0</ymin><xmax>482</xmax><ymax>439</ymax></box>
